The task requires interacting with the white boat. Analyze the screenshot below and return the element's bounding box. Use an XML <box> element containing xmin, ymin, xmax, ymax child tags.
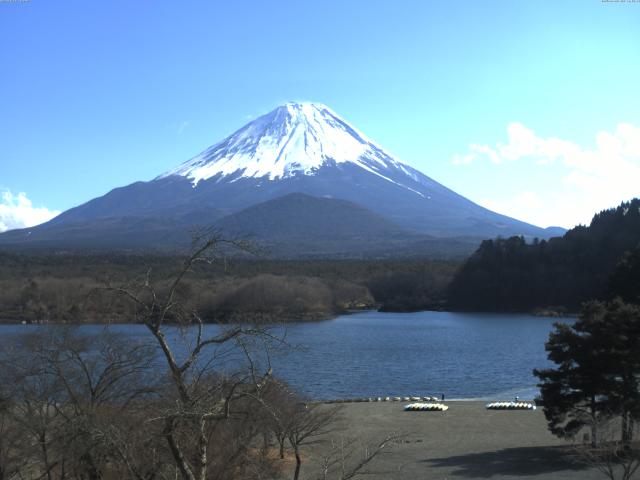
<box><xmin>404</xmin><ymin>402</ymin><xmax>449</xmax><ymax>412</ymax></box>
<box><xmin>485</xmin><ymin>401</ymin><xmax>536</xmax><ymax>410</ymax></box>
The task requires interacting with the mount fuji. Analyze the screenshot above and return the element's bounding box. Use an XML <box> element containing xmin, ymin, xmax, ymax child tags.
<box><xmin>0</xmin><ymin>102</ymin><xmax>563</xmax><ymax>256</ymax></box>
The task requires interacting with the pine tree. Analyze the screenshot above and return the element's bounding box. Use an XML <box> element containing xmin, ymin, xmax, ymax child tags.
<box><xmin>534</xmin><ymin>300</ymin><xmax>640</xmax><ymax>446</ymax></box>
<box><xmin>534</xmin><ymin>304</ymin><xmax>611</xmax><ymax>446</ymax></box>
<box><xmin>586</xmin><ymin>299</ymin><xmax>640</xmax><ymax>445</ymax></box>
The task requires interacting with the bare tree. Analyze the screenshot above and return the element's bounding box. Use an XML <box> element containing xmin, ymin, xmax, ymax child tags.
<box><xmin>0</xmin><ymin>387</ymin><xmax>27</xmax><ymax>480</ymax></box>
<box><xmin>572</xmin><ymin>419</ymin><xmax>640</xmax><ymax>480</ymax></box>
<box><xmin>259</xmin><ymin>379</ymin><xmax>299</xmax><ymax>460</ymax></box>
<box><xmin>313</xmin><ymin>433</ymin><xmax>403</xmax><ymax>480</ymax></box>
<box><xmin>286</xmin><ymin>404</ymin><xmax>342</xmax><ymax>480</ymax></box>
<box><xmin>105</xmin><ymin>231</ymin><xmax>280</xmax><ymax>480</ymax></box>
<box><xmin>0</xmin><ymin>327</ymin><xmax>165</xmax><ymax>480</ymax></box>
<box><xmin>257</xmin><ymin>378</ymin><xmax>347</xmax><ymax>480</ymax></box>
<box><xmin>1</xmin><ymin>231</ymin><xmax>400</xmax><ymax>480</ymax></box>
<box><xmin>1</xmin><ymin>334</ymin><xmax>69</xmax><ymax>480</ymax></box>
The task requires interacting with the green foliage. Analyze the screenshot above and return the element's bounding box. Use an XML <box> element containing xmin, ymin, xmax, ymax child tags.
<box><xmin>449</xmin><ymin>199</ymin><xmax>640</xmax><ymax>312</ymax></box>
<box><xmin>534</xmin><ymin>302</ymin><xmax>612</xmax><ymax>444</ymax></box>
<box><xmin>534</xmin><ymin>299</ymin><xmax>640</xmax><ymax>446</ymax></box>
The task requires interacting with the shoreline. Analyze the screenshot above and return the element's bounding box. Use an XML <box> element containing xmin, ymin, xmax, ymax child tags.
<box><xmin>321</xmin><ymin>397</ymin><xmax>538</xmax><ymax>404</ymax></box>
<box><xmin>0</xmin><ymin>306</ymin><xmax>579</xmax><ymax>325</ymax></box>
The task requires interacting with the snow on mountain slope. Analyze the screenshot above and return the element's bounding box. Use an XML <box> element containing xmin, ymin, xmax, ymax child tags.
<box><xmin>159</xmin><ymin>102</ymin><xmax>424</xmax><ymax>196</ymax></box>
<box><xmin>0</xmin><ymin>101</ymin><xmax>565</xmax><ymax>252</ymax></box>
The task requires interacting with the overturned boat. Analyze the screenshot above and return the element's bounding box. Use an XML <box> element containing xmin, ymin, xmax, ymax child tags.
<box><xmin>486</xmin><ymin>401</ymin><xmax>536</xmax><ymax>410</ymax></box>
<box><xmin>404</xmin><ymin>402</ymin><xmax>449</xmax><ymax>411</ymax></box>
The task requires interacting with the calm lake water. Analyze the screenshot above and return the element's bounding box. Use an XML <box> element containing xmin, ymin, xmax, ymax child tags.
<box><xmin>0</xmin><ymin>311</ymin><xmax>569</xmax><ymax>401</ymax></box>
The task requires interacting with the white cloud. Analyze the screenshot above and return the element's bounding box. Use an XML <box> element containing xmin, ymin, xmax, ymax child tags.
<box><xmin>455</xmin><ymin>122</ymin><xmax>640</xmax><ymax>228</ymax></box>
<box><xmin>453</xmin><ymin>144</ymin><xmax>503</xmax><ymax>165</ymax></box>
<box><xmin>0</xmin><ymin>191</ymin><xmax>60</xmax><ymax>233</ymax></box>
<box><xmin>460</xmin><ymin>122</ymin><xmax>583</xmax><ymax>166</ymax></box>
<box><xmin>479</xmin><ymin>192</ymin><xmax>566</xmax><ymax>229</ymax></box>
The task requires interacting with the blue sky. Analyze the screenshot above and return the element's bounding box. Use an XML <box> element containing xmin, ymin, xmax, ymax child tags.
<box><xmin>1</xmin><ymin>0</ymin><xmax>639</xmax><ymax>230</ymax></box>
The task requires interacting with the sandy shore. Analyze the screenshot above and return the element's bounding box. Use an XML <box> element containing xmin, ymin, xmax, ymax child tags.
<box><xmin>300</xmin><ymin>401</ymin><xmax>604</xmax><ymax>479</ymax></box>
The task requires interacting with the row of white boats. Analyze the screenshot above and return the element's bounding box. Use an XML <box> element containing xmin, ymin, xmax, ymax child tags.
<box><xmin>403</xmin><ymin>401</ymin><xmax>537</xmax><ymax>412</ymax></box>
<box><xmin>323</xmin><ymin>396</ymin><xmax>537</xmax><ymax>411</ymax></box>
<box><xmin>404</xmin><ymin>403</ymin><xmax>449</xmax><ymax>411</ymax></box>
<box><xmin>325</xmin><ymin>396</ymin><xmax>443</xmax><ymax>403</ymax></box>
<box><xmin>485</xmin><ymin>401</ymin><xmax>536</xmax><ymax>410</ymax></box>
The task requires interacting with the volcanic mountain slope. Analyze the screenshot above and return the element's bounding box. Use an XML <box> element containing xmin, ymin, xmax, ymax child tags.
<box><xmin>214</xmin><ymin>193</ymin><xmax>479</xmax><ymax>258</ymax></box>
<box><xmin>0</xmin><ymin>102</ymin><xmax>563</xmax><ymax>255</ymax></box>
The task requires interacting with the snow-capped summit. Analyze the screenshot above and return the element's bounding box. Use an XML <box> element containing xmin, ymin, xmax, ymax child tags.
<box><xmin>160</xmin><ymin>102</ymin><xmax>420</xmax><ymax>193</ymax></box>
<box><xmin>0</xmin><ymin>102</ymin><xmax>562</xmax><ymax>253</ymax></box>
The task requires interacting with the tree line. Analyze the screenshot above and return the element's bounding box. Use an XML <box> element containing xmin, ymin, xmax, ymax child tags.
<box><xmin>0</xmin><ymin>253</ymin><xmax>458</xmax><ymax>324</ymax></box>
<box><xmin>448</xmin><ymin>198</ymin><xmax>640</xmax><ymax>312</ymax></box>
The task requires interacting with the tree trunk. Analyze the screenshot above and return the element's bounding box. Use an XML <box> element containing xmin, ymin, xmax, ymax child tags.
<box><xmin>197</xmin><ymin>417</ymin><xmax>208</xmax><ymax>480</ymax></box>
<box><xmin>79</xmin><ymin>452</ymin><xmax>102</xmax><ymax>480</ymax></box>
<box><xmin>261</xmin><ymin>432</ymin><xmax>270</xmax><ymax>455</ymax></box>
<box><xmin>164</xmin><ymin>419</ymin><xmax>196</xmax><ymax>480</ymax></box>
<box><xmin>293</xmin><ymin>445</ymin><xmax>301</xmax><ymax>480</ymax></box>
<box><xmin>591</xmin><ymin>396</ymin><xmax>598</xmax><ymax>448</ymax></box>
<box><xmin>621</xmin><ymin>411</ymin><xmax>635</xmax><ymax>446</ymax></box>
<box><xmin>39</xmin><ymin>430</ymin><xmax>54</xmax><ymax>480</ymax></box>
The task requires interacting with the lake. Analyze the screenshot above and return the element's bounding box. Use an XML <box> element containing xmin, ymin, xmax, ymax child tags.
<box><xmin>0</xmin><ymin>311</ymin><xmax>568</xmax><ymax>401</ymax></box>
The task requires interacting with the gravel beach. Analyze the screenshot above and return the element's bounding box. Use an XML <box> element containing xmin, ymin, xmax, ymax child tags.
<box><xmin>300</xmin><ymin>401</ymin><xmax>605</xmax><ymax>479</ymax></box>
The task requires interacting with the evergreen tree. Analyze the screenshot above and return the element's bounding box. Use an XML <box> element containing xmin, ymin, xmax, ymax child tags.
<box><xmin>586</xmin><ymin>299</ymin><xmax>640</xmax><ymax>445</ymax></box>
<box><xmin>608</xmin><ymin>245</ymin><xmax>640</xmax><ymax>304</ymax></box>
<box><xmin>534</xmin><ymin>303</ymin><xmax>611</xmax><ymax>446</ymax></box>
<box><xmin>535</xmin><ymin>300</ymin><xmax>640</xmax><ymax>446</ymax></box>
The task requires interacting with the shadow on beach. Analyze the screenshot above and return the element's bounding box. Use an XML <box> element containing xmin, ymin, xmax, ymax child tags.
<box><xmin>422</xmin><ymin>445</ymin><xmax>589</xmax><ymax>478</ymax></box>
